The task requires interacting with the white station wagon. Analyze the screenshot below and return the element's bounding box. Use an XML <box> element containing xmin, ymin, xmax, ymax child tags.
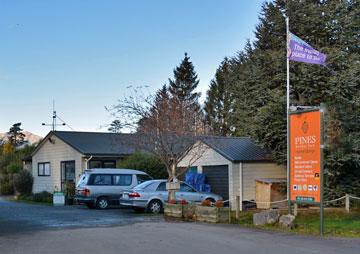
<box><xmin>75</xmin><ymin>168</ymin><xmax>151</xmax><ymax>209</ymax></box>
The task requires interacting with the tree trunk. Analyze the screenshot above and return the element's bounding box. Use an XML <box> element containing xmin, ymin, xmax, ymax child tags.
<box><xmin>168</xmin><ymin>163</ymin><xmax>177</xmax><ymax>201</ymax></box>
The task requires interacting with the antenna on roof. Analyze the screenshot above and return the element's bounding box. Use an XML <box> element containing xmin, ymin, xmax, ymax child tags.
<box><xmin>41</xmin><ymin>100</ymin><xmax>68</xmax><ymax>131</ymax></box>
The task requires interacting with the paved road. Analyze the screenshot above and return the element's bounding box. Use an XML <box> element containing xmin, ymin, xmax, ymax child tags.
<box><xmin>0</xmin><ymin>198</ymin><xmax>359</xmax><ymax>254</ymax></box>
<box><xmin>0</xmin><ymin>197</ymin><xmax>161</xmax><ymax>234</ymax></box>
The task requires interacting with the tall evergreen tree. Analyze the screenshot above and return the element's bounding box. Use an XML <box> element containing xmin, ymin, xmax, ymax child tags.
<box><xmin>7</xmin><ymin>123</ymin><xmax>25</xmax><ymax>147</ymax></box>
<box><xmin>204</xmin><ymin>58</ymin><xmax>233</xmax><ymax>136</ymax></box>
<box><xmin>204</xmin><ymin>0</ymin><xmax>359</xmax><ymax>195</ymax></box>
<box><xmin>168</xmin><ymin>52</ymin><xmax>201</xmax><ymax>103</ymax></box>
<box><xmin>168</xmin><ymin>53</ymin><xmax>203</xmax><ymax>133</ymax></box>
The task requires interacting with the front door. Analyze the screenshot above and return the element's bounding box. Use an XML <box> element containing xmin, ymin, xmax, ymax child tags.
<box><xmin>61</xmin><ymin>161</ymin><xmax>76</xmax><ymax>192</ymax></box>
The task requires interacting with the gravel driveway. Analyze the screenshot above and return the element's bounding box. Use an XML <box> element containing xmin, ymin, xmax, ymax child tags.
<box><xmin>0</xmin><ymin>197</ymin><xmax>162</xmax><ymax>235</ymax></box>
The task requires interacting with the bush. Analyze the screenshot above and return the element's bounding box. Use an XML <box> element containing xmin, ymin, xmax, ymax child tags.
<box><xmin>179</xmin><ymin>199</ymin><xmax>188</xmax><ymax>205</ymax></box>
<box><xmin>32</xmin><ymin>191</ymin><xmax>53</xmax><ymax>203</ymax></box>
<box><xmin>65</xmin><ymin>181</ymin><xmax>75</xmax><ymax>198</ymax></box>
<box><xmin>14</xmin><ymin>170</ymin><xmax>33</xmax><ymax>195</ymax></box>
<box><xmin>201</xmin><ymin>199</ymin><xmax>212</xmax><ymax>206</ymax></box>
<box><xmin>215</xmin><ymin>200</ymin><xmax>224</xmax><ymax>208</ymax></box>
<box><xmin>0</xmin><ymin>174</ymin><xmax>14</xmax><ymax>195</ymax></box>
<box><xmin>118</xmin><ymin>151</ymin><xmax>168</xmax><ymax>179</ymax></box>
<box><xmin>6</xmin><ymin>162</ymin><xmax>22</xmax><ymax>174</ymax></box>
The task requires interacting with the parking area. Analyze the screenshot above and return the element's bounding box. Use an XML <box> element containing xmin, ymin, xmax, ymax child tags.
<box><xmin>1</xmin><ymin>197</ymin><xmax>360</xmax><ymax>254</ymax></box>
<box><xmin>0</xmin><ymin>197</ymin><xmax>162</xmax><ymax>235</ymax></box>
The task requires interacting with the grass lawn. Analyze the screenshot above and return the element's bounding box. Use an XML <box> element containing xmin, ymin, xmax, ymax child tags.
<box><xmin>232</xmin><ymin>208</ymin><xmax>360</xmax><ymax>238</ymax></box>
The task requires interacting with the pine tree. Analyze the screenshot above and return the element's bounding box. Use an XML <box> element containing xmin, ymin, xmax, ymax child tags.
<box><xmin>204</xmin><ymin>58</ymin><xmax>233</xmax><ymax>136</ymax></box>
<box><xmin>204</xmin><ymin>0</ymin><xmax>359</xmax><ymax>195</ymax></box>
<box><xmin>169</xmin><ymin>52</ymin><xmax>200</xmax><ymax>103</ymax></box>
<box><xmin>108</xmin><ymin>120</ymin><xmax>122</xmax><ymax>133</ymax></box>
<box><xmin>168</xmin><ymin>53</ymin><xmax>203</xmax><ymax>133</ymax></box>
<box><xmin>7</xmin><ymin>123</ymin><xmax>25</xmax><ymax>147</ymax></box>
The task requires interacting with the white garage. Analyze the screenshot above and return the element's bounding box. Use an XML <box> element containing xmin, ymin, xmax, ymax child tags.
<box><xmin>178</xmin><ymin>137</ymin><xmax>286</xmax><ymax>211</ymax></box>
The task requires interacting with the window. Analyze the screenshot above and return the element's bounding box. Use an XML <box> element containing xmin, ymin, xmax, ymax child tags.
<box><xmin>156</xmin><ymin>182</ymin><xmax>166</xmax><ymax>191</ymax></box>
<box><xmin>89</xmin><ymin>160</ymin><xmax>116</xmax><ymax>169</ymax></box>
<box><xmin>180</xmin><ymin>183</ymin><xmax>195</xmax><ymax>192</ymax></box>
<box><xmin>113</xmin><ymin>174</ymin><xmax>132</xmax><ymax>186</ymax></box>
<box><xmin>90</xmin><ymin>174</ymin><xmax>112</xmax><ymax>185</ymax></box>
<box><xmin>103</xmin><ymin>161</ymin><xmax>116</xmax><ymax>168</ymax></box>
<box><xmin>38</xmin><ymin>162</ymin><xmax>51</xmax><ymax>176</ymax></box>
<box><xmin>89</xmin><ymin>161</ymin><xmax>102</xmax><ymax>169</ymax></box>
<box><xmin>136</xmin><ymin>174</ymin><xmax>152</xmax><ymax>184</ymax></box>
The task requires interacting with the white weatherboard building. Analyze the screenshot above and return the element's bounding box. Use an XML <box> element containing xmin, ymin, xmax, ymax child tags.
<box><xmin>30</xmin><ymin>131</ymin><xmax>138</xmax><ymax>193</ymax></box>
<box><xmin>29</xmin><ymin>131</ymin><xmax>285</xmax><ymax>210</ymax></box>
<box><xmin>178</xmin><ymin>137</ymin><xmax>286</xmax><ymax>211</ymax></box>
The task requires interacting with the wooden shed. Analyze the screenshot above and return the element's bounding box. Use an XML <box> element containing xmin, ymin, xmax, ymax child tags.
<box><xmin>255</xmin><ymin>178</ymin><xmax>287</xmax><ymax>209</ymax></box>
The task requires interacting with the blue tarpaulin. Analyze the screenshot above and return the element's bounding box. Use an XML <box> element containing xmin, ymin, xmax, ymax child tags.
<box><xmin>185</xmin><ymin>172</ymin><xmax>211</xmax><ymax>193</ymax></box>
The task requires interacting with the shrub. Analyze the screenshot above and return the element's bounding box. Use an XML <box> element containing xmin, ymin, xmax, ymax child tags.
<box><xmin>215</xmin><ymin>200</ymin><xmax>224</xmax><ymax>208</ymax></box>
<box><xmin>32</xmin><ymin>191</ymin><xmax>53</xmax><ymax>203</ymax></box>
<box><xmin>179</xmin><ymin>199</ymin><xmax>188</xmax><ymax>205</ymax></box>
<box><xmin>201</xmin><ymin>199</ymin><xmax>212</xmax><ymax>207</ymax></box>
<box><xmin>0</xmin><ymin>174</ymin><xmax>14</xmax><ymax>195</ymax></box>
<box><xmin>65</xmin><ymin>181</ymin><xmax>75</xmax><ymax>198</ymax></box>
<box><xmin>118</xmin><ymin>151</ymin><xmax>168</xmax><ymax>179</ymax></box>
<box><xmin>13</xmin><ymin>170</ymin><xmax>33</xmax><ymax>195</ymax></box>
<box><xmin>6</xmin><ymin>162</ymin><xmax>22</xmax><ymax>174</ymax></box>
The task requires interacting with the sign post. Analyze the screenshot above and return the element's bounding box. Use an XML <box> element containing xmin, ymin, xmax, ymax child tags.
<box><xmin>289</xmin><ymin>107</ymin><xmax>324</xmax><ymax>236</ymax></box>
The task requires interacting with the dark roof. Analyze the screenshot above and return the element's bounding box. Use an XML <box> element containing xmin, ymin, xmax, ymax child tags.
<box><xmin>32</xmin><ymin>131</ymin><xmax>272</xmax><ymax>162</ymax></box>
<box><xmin>201</xmin><ymin>136</ymin><xmax>272</xmax><ymax>162</ymax></box>
<box><xmin>53</xmin><ymin>131</ymin><xmax>138</xmax><ymax>156</ymax></box>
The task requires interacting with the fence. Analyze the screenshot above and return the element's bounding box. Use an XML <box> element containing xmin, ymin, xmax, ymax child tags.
<box><xmin>230</xmin><ymin>194</ymin><xmax>360</xmax><ymax>219</ymax></box>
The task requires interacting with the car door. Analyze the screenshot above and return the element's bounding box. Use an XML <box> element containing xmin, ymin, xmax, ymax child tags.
<box><xmin>155</xmin><ymin>182</ymin><xmax>168</xmax><ymax>202</ymax></box>
<box><xmin>112</xmin><ymin>174</ymin><xmax>133</xmax><ymax>202</ymax></box>
<box><xmin>176</xmin><ymin>183</ymin><xmax>201</xmax><ymax>202</ymax></box>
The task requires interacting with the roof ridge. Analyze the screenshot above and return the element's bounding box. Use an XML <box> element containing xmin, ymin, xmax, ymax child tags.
<box><xmin>202</xmin><ymin>135</ymin><xmax>251</xmax><ymax>139</ymax></box>
<box><xmin>54</xmin><ymin>130</ymin><xmax>133</xmax><ymax>135</ymax></box>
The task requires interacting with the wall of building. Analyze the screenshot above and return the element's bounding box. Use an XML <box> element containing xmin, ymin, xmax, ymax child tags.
<box><xmin>32</xmin><ymin>134</ymin><xmax>83</xmax><ymax>193</ymax></box>
<box><xmin>242</xmin><ymin>162</ymin><xmax>286</xmax><ymax>201</ymax></box>
<box><xmin>178</xmin><ymin>142</ymin><xmax>230</xmax><ymax>171</ymax></box>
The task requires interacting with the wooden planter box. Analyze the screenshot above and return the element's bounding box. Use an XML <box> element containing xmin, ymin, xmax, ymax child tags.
<box><xmin>182</xmin><ymin>204</ymin><xmax>196</xmax><ymax>220</ymax></box>
<box><xmin>164</xmin><ymin>203</ymin><xmax>183</xmax><ymax>218</ymax></box>
<box><xmin>164</xmin><ymin>203</ymin><xmax>197</xmax><ymax>219</ymax></box>
<box><xmin>195</xmin><ymin>206</ymin><xmax>229</xmax><ymax>223</ymax></box>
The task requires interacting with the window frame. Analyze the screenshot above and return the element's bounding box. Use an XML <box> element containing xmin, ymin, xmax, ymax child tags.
<box><xmin>38</xmin><ymin>162</ymin><xmax>51</xmax><ymax>177</ymax></box>
<box><xmin>89</xmin><ymin>174</ymin><xmax>113</xmax><ymax>186</ymax></box>
<box><xmin>112</xmin><ymin>174</ymin><xmax>133</xmax><ymax>186</ymax></box>
<box><xmin>156</xmin><ymin>182</ymin><xmax>167</xmax><ymax>191</ymax></box>
<box><xmin>88</xmin><ymin>160</ymin><xmax>117</xmax><ymax>169</ymax></box>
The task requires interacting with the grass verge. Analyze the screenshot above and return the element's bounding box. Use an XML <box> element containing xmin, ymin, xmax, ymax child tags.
<box><xmin>231</xmin><ymin>208</ymin><xmax>360</xmax><ymax>238</ymax></box>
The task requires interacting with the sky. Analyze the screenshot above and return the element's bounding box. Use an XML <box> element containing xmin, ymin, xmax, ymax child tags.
<box><xmin>0</xmin><ymin>0</ymin><xmax>264</xmax><ymax>137</ymax></box>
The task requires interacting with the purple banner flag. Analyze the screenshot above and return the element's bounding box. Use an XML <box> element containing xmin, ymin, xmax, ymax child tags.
<box><xmin>288</xmin><ymin>32</ymin><xmax>326</xmax><ymax>65</ymax></box>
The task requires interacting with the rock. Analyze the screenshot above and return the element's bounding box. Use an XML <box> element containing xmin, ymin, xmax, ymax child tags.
<box><xmin>253</xmin><ymin>209</ymin><xmax>280</xmax><ymax>226</ymax></box>
<box><xmin>279</xmin><ymin>214</ymin><xmax>296</xmax><ymax>229</ymax></box>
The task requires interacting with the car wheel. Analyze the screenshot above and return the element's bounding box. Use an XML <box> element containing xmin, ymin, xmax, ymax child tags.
<box><xmin>147</xmin><ymin>200</ymin><xmax>162</xmax><ymax>214</ymax></box>
<box><xmin>86</xmin><ymin>203</ymin><xmax>95</xmax><ymax>209</ymax></box>
<box><xmin>96</xmin><ymin>197</ymin><xmax>109</xmax><ymax>209</ymax></box>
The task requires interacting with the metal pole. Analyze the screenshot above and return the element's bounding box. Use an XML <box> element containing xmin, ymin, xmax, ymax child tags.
<box><xmin>320</xmin><ymin>104</ymin><xmax>325</xmax><ymax>236</ymax></box>
<box><xmin>286</xmin><ymin>16</ymin><xmax>291</xmax><ymax>214</ymax></box>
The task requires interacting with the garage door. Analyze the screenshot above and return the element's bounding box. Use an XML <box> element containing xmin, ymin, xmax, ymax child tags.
<box><xmin>203</xmin><ymin>165</ymin><xmax>229</xmax><ymax>201</ymax></box>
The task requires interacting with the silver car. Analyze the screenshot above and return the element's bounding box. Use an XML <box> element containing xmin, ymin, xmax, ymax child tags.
<box><xmin>120</xmin><ymin>180</ymin><xmax>222</xmax><ymax>213</ymax></box>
